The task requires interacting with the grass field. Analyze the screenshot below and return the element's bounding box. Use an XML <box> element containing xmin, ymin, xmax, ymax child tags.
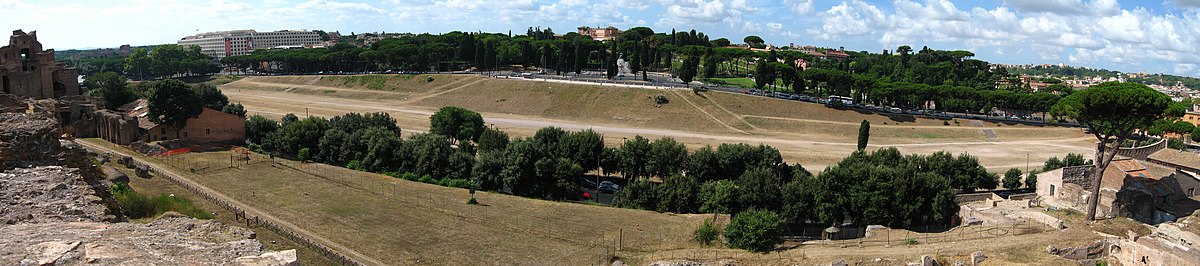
<box><xmin>219</xmin><ymin>74</ymin><xmax>1096</xmax><ymax>172</ymax></box>
<box><xmin>84</xmin><ymin>139</ymin><xmax>1110</xmax><ymax>265</ymax></box>
<box><xmin>85</xmin><ymin>139</ymin><xmax>709</xmax><ymax>265</ymax></box>
<box><xmin>99</xmin><ymin>152</ymin><xmax>336</xmax><ymax>265</ymax></box>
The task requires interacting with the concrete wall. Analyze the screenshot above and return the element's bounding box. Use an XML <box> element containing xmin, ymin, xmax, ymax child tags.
<box><xmin>1115</xmin><ymin>139</ymin><xmax>1166</xmax><ymax>161</ymax></box>
<box><xmin>146</xmin><ymin>108</ymin><xmax>245</xmax><ymax>144</ymax></box>
<box><xmin>955</xmin><ymin>192</ymin><xmax>1002</xmax><ymax>203</ymax></box>
<box><xmin>1037</xmin><ymin>168</ymin><xmax>1064</xmax><ymax>198</ymax></box>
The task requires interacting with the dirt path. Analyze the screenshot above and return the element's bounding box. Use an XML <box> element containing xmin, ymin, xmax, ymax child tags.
<box><xmin>78</xmin><ymin>140</ymin><xmax>389</xmax><ymax>266</ymax></box>
<box><xmin>402</xmin><ymin>78</ymin><xmax>487</xmax><ymax>103</ymax></box>
<box><xmin>667</xmin><ymin>89</ymin><xmax>748</xmax><ymax>134</ymax></box>
<box><xmin>221</xmin><ymin>79</ymin><xmax>1096</xmax><ymax>171</ymax></box>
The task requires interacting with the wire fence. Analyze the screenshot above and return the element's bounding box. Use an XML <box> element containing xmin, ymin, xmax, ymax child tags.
<box><xmin>90</xmin><ymin>147</ymin><xmax>368</xmax><ymax>266</ymax></box>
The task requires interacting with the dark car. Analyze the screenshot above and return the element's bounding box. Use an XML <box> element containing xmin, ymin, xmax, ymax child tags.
<box><xmin>599</xmin><ymin>181</ymin><xmax>620</xmax><ymax>193</ymax></box>
<box><xmin>580</xmin><ymin>178</ymin><xmax>598</xmax><ymax>189</ymax></box>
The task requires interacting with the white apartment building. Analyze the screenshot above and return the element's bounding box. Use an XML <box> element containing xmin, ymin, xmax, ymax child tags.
<box><xmin>178</xmin><ymin>29</ymin><xmax>322</xmax><ymax>59</ymax></box>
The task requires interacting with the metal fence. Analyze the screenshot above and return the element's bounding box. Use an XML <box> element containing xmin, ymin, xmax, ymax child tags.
<box><xmin>87</xmin><ymin>146</ymin><xmax>367</xmax><ymax>266</ymax></box>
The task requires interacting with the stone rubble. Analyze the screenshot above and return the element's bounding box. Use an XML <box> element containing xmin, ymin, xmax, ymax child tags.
<box><xmin>0</xmin><ymin>105</ymin><xmax>297</xmax><ymax>265</ymax></box>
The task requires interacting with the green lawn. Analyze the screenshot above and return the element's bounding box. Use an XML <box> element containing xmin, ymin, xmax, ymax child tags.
<box><xmin>704</xmin><ymin>77</ymin><xmax>787</xmax><ymax>91</ymax></box>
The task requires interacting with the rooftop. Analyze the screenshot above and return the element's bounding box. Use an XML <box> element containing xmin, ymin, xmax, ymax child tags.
<box><xmin>1148</xmin><ymin>149</ymin><xmax>1200</xmax><ymax>171</ymax></box>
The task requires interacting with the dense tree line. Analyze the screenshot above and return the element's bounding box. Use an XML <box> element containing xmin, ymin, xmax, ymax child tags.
<box><xmin>243</xmin><ymin>106</ymin><xmax>996</xmax><ymax>229</ymax></box>
<box><xmin>124</xmin><ymin>45</ymin><xmax>220</xmax><ymax>80</ymax></box>
<box><xmin>612</xmin><ymin>146</ymin><xmax>992</xmax><ymax>228</ymax></box>
<box><xmin>222</xmin><ymin>27</ymin><xmax>716</xmax><ymax>80</ymax></box>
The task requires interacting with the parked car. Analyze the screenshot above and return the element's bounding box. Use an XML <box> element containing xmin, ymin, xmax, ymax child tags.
<box><xmin>599</xmin><ymin>181</ymin><xmax>620</xmax><ymax>193</ymax></box>
<box><xmin>580</xmin><ymin>178</ymin><xmax>598</xmax><ymax>189</ymax></box>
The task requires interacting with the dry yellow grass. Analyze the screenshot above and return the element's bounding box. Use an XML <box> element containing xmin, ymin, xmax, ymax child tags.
<box><xmin>87</xmin><ymin>139</ymin><xmax>709</xmax><ymax>265</ymax></box>
<box><xmin>101</xmin><ymin>157</ymin><xmax>336</xmax><ymax>265</ymax></box>
<box><xmin>220</xmin><ymin>74</ymin><xmax>1097</xmax><ymax>172</ymax></box>
<box><xmin>87</xmin><ymin>138</ymin><xmax>1107</xmax><ymax>265</ymax></box>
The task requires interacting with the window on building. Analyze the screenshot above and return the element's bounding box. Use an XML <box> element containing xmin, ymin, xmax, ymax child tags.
<box><xmin>206</xmin><ymin>128</ymin><xmax>211</xmax><ymax>134</ymax></box>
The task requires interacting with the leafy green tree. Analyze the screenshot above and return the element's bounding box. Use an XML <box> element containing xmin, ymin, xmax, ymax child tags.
<box><xmin>735</xmin><ymin>167</ymin><xmax>783</xmax><ymax>212</ymax></box>
<box><xmin>701</xmin><ymin>51</ymin><xmax>719</xmax><ymax>79</ymax></box>
<box><xmin>657</xmin><ymin>174</ymin><xmax>700</xmax><ymax>213</ymax></box>
<box><xmin>472</xmin><ymin>150</ymin><xmax>506</xmax><ymax>190</ymax></box>
<box><xmin>1003</xmin><ymin>168</ymin><xmax>1023</xmax><ymax>190</ymax></box>
<box><xmin>724</xmin><ymin>208</ymin><xmax>783</xmax><ymax>253</ymax></box>
<box><xmin>687</xmin><ymin>146</ymin><xmax>721</xmax><ymax>183</ymax></box>
<box><xmin>857</xmin><ymin>120</ymin><xmax>870</xmax><ymax>150</ymax></box>
<box><xmin>328</xmin><ymin>112</ymin><xmax>401</xmax><ymax>136</ymax></box>
<box><xmin>356</xmin><ymin>126</ymin><xmax>404</xmax><ymax>172</ymax></box>
<box><xmin>619</xmin><ymin>135</ymin><xmax>652</xmax><ymax>179</ymax></box>
<box><xmin>316</xmin><ymin>129</ymin><xmax>350</xmax><ymax>165</ymax></box>
<box><xmin>429</xmin><ymin>106</ymin><xmax>484</xmax><ymax>144</ymax></box>
<box><xmin>781</xmin><ymin>176</ymin><xmax>816</xmax><ymax>224</ymax></box>
<box><xmin>477</xmin><ymin>127</ymin><xmax>510</xmax><ymax>154</ymax></box>
<box><xmin>1050</xmin><ymin>82</ymin><xmax>1177</xmax><ymax>221</ymax></box>
<box><xmin>558</xmin><ymin>129</ymin><xmax>604</xmax><ymax>172</ymax></box>
<box><xmin>1025</xmin><ymin>171</ymin><xmax>1038</xmax><ymax>189</ymax></box>
<box><xmin>678</xmin><ymin>53</ymin><xmax>700</xmax><ymax>87</ymax></box>
<box><xmin>1193</xmin><ymin>127</ymin><xmax>1200</xmax><ymax>143</ymax></box>
<box><xmin>245</xmin><ymin>115</ymin><xmax>279</xmax><ymax>145</ymax></box>
<box><xmin>754</xmin><ymin>59</ymin><xmax>772</xmax><ymax>90</ymax></box>
<box><xmin>145</xmin><ymin>79</ymin><xmax>203</xmax><ymax>139</ymax></box>
<box><xmin>281</xmin><ymin>113</ymin><xmax>299</xmax><ymax>126</ymax></box>
<box><xmin>699</xmin><ymin>179</ymin><xmax>737</xmax><ymax>216</ymax></box>
<box><xmin>124</xmin><ymin>48</ymin><xmax>151</xmax><ymax>80</ymax></box>
<box><xmin>221</xmin><ymin>103</ymin><xmax>246</xmax><ymax>117</ymax></box>
<box><xmin>1043</xmin><ymin>156</ymin><xmax>1064</xmax><ymax>171</ymax></box>
<box><xmin>265</xmin><ymin>116</ymin><xmax>329</xmax><ymax>155</ymax></box>
<box><xmin>647</xmin><ymin>137</ymin><xmax>688</xmax><ymax>178</ymax></box>
<box><xmin>83</xmin><ymin>72</ymin><xmax>137</xmax><ymax>109</ymax></box>
<box><xmin>612</xmin><ymin>180</ymin><xmax>658</xmax><ymax>210</ymax></box>
<box><xmin>742</xmin><ymin>36</ymin><xmax>765</xmax><ymax>47</ymax></box>
<box><xmin>192</xmin><ymin>84</ymin><xmax>229</xmax><ymax>111</ymax></box>
<box><xmin>533</xmin><ymin>157</ymin><xmax>584</xmax><ymax>200</ymax></box>
<box><xmin>403</xmin><ymin>133</ymin><xmax>454</xmax><ymax>180</ymax></box>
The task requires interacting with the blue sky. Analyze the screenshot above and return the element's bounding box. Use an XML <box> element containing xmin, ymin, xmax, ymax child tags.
<box><xmin>3</xmin><ymin>0</ymin><xmax>1199</xmax><ymax>77</ymax></box>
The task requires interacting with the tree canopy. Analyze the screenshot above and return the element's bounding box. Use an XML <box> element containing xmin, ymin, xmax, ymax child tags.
<box><xmin>1050</xmin><ymin>81</ymin><xmax>1176</xmax><ymax>220</ymax></box>
<box><xmin>430</xmin><ymin>106</ymin><xmax>485</xmax><ymax>143</ymax></box>
<box><xmin>145</xmin><ymin>79</ymin><xmax>203</xmax><ymax>138</ymax></box>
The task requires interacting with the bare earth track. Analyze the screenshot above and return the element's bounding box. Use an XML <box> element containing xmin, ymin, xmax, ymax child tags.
<box><xmin>221</xmin><ymin>75</ymin><xmax>1095</xmax><ymax>171</ymax></box>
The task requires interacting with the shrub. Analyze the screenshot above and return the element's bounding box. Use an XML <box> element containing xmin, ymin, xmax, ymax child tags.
<box><xmin>724</xmin><ymin>208</ymin><xmax>783</xmax><ymax>252</ymax></box>
<box><xmin>467</xmin><ymin>197</ymin><xmax>479</xmax><ymax>205</ymax></box>
<box><xmin>402</xmin><ymin>172</ymin><xmax>418</xmax><ymax>181</ymax></box>
<box><xmin>439</xmin><ymin>178</ymin><xmax>476</xmax><ymax>189</ymax></box>
<box><xmin>425</xmin><ymin>76</ymin><xmax>435</xmax><ymax>82</ymax></box>
<box><xmin>110</xmin><ymin>183</ymin><xmax>211</xmax><ymax>219</ymax></box>
<box><xmin>943</xmin><ymin>120</ymin><xmax>951</xmax><ymax>126</ymax></box>
<box><xmin>1025</xmin><ymin>171</ymin><xmax>1039</xmax><ymax>189</ymax></box>
<box><xmin>1003</xmin><ymin>168</ymin><xmax>1023</xmax><ymax>190</ymax></box>
<box><xmin>654</xmin><ymin>94</ymin><xmax>669</xmax><ymax>104</ymax></box>
<box><xmin>345</xmin><ymin>160</ymin><xmax>362</xmax><ymax>170</ymax></box>
<box><xmin>904</xmin><ymin>238</ymin><xmax>918</xmax><ymax>245</ymax></box>
<box><xmin>297</xmin><ymin>148</ymin><xmax>310</xmax><ymax>162</ymax></box>
<box><xmin>694</xmin><ymin>219</ymin><xmax>720</xmax><ymax>246</ymax></box>
<box><xmin>418</xmin><ymin>174</ymin><xmax>437</xmax><ymax>184</ymax></box>
<box><xmin>248</xmin><ymin>143</ymin><xmax>264</xmax><ymax>153</ymax></box>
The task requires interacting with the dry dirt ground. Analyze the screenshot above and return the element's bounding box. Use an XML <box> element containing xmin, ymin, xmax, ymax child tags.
<box><xmin>220</xmin><ymin>75</ymin><xmax>1095</xmax><ymax>172</ymax></box>
<box><xmin>82</xmin><ymin>139</ymin><xmax>1107</xmax><ymax>265</ymax></box>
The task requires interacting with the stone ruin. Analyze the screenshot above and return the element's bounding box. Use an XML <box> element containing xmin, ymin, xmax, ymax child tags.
<box><xmin>0</xmin><ymin>100</ymin><xmax>297</xmax><ymax>265</ymax></box>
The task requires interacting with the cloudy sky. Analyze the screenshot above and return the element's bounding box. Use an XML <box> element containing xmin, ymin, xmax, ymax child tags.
<box><xmin>2</xmin><ymin>0</ymin><xmax>1199</xmax><ymax>77</ymax></box>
